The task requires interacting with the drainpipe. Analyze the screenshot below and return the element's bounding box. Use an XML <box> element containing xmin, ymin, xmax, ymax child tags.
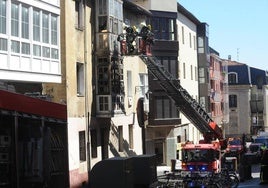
<box><xmin>83</xmin><ymin>0</ymin><xmax>91</xmax><ymax>171</ymax></box>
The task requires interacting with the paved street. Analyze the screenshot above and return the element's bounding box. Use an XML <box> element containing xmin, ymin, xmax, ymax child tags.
<box><xmin>238</xmin><ymin>164</ymin><xmax>268</xmax><ymax>187</ymax></box>
<box><xmin>157</xmin><ymin>164</ymin><xmax>268</xmax><ymax>187</ymax></box>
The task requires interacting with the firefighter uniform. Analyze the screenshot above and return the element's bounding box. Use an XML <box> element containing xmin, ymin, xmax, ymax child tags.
<box><xmin>260</xmin><ymin>149</ymin><xmax>268</xmax><ymax>184</ymax></box>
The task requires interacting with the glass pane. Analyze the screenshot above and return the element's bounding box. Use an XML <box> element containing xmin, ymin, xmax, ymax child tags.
<box><xmin>42</xmin><ymin>46</ymin><xmax>50</xmax><ymax>58</ymax></box>
<box><xmin>0</xmin><ymin>38</ymin><xmax>7</xmax><ymax>51</ymax></box>
<box><xmin>11</xmin><ymin>40</ymin><xmax>20</xmax><ymax>53</ymax></box>
<box><xmin>51</xmin><ymin>48</ymin><xmax>59</xmax><ymax>59</ymax></box>
<box><xmin>33</xmin><ymin>10</ymin><xmax>40</xmax><ymax>41</ymax></box>
<box><xmin>21</xmin><ymin>42</ymin><xmax>30</xmax><ymax>54</ymax></box>
<box><xmin>42</xmin><ymin>13</ymin><xmax>49</xmax><ymax>43</ymax></box>
<box><xmin>51</xmin><ymin>15</ymin><xmax>58</xmax><ymax>45</ymax></box>
<box><xmin>11</xmin><ymin>3</ymin><xmax>19</xmax><ymax>37</ymax></box>
<box><xmin>21</xmin><ymin>6</ymin><xmax>29</xmax><ymax>39</ymax></box>
<box><xmin>33</xmin><ymin>44</ymin><xmax>41</xmax><ymax>56</ymax></box>
<box><xmin>0</xmin><ymin>0</ymin><xmax>6</xmax><ymax>34</ymax></box>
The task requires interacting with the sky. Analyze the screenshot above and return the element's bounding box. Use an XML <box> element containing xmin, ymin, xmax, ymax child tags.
<box><xmin>178</xmin><ymin>0</ymin><xmax>268</xmax><ymax>71</ymax></box>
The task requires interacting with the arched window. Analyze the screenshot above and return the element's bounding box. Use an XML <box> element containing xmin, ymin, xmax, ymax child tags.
<box><xmin>228</xmin><ymin>72</ymin><xmax>238</xmax><ymax>84</ymax></box>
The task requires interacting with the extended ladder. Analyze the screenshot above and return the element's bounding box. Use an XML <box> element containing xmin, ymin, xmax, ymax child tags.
<box><xmin>140</xmin><ymin>55</ymin><xmax>223</xmax><ymax>141</ymax></box>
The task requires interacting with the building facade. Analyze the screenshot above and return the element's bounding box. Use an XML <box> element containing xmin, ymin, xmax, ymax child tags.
<box><xmin>0</xmin><ymin>0</ymin><xmax>61</xmax><ymax>83</ymax></box>
<box><xmin>209</xmin><ymin>48</ymin><xmax>229</xmax><ymax>136</ymax></box>
<box><xmin>177</xmin><ymin>3</ymin><xmax>200</xmax><ymax>146</ymax></box>
<box><xmin>227</xmin><ymin>60</ymin><xmax>268</xmax><ymax>137</ymax></box>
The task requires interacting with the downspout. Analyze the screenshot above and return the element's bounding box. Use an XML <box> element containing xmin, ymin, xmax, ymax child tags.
<box><xmin>83</xmin><ymin>0</ymin><xmax>91</xmax><ymax>171</ymax></box>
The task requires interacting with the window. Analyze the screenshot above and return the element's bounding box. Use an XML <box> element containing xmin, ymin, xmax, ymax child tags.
<box><xmin>77</xmin><ymin>62</ymin><xmax>85</xmax><ymax>96</ymax></box>
<box><xmin>228</xmin><ymin>73</ymin><xmax>237</xmax><ymax>84</ymax></box>
<box><xmin>139</xmin><ymin>74</ymin><xmax>148</xmax><ymax>97</ymax></box>
<box><xmin>0</xmin><ymin>38</ymin><xmax>7</xmax><ymax>51</ymax></box>
<box><xmin>33</xmin><ymin>44</ymin><xmax>41</xmax><ymax>56</ymax></box>
<box><xmin>42</xmin><ymin>12</ymin><xmax>49</xmax><ymax>43</ymax></box>
<box><xmin>112</xmin><ymin>95</ymin><xmax>124</xmax><ymax>111</ymax></box>
<box><xmin>156</xmin><ymin>96</ymin><xmax>178</xmax><ymax>119</ymax></box>
<box><xmin>21</xmin><ymin>42</ymin><xmax>30</xmax><ymax>55</ymax></box>
<box><xmin>91</xmin><ymin>130</ymin><xmax>97</xmax><ymax>158</ymax></box>
<box><xmin>51</xmin><ymin>15</ymin><xmax>58</xmax><ymax>45</ymax></box>
<box><xmin>21</xmin><ymin>6</ymin><xmax>29</xmax><ymax>39</ymax></box>
<box><xmin>118</xmin><ymin>126</ymin><xmax>123</xmax><ymax>152</ymax></box>
<box><xmin>152</xmin><ymin>17</ymin><xmax>176</xmax><ymax>40</ymax></box>
<box><xmin>193</xmin><ymin>35</ymin><xmax>196</xmax><ymax>50</ymax></box>
<box><xmin>51</xmin><ymin>48</ymin><xmax>58</xmax><ymax>59</ymax></box>
<box><xmin>98</xmin><ymin>96</ymin><xmax>109</xmax><ymax>111</ymax></box>
<box><xmin>98</xmin><ymin>0</ymin><xmax>107</xmax><ymax>15</ymax></box>
<box><xmin>99</xmin><ymin>16</ymin><xmax>107</xmax><ymax>32</ymax></box>
<box><xmin>181</xmin><ymin>26</ymin><xmax>184</xmax><ymax>44</ymax></box>
<box><xmin>183</xmin><ymin>63</ymin><xmax>186</xmax><ymax>79</ymax></box>
<box><xmin>75</xmin><ymin>0</ymin><xmax>84</xmax><ymax>29</ymax></box>
<box><xmin>198</xmin><ymin>37</ymin><xmax>204</xmax><ymax>53</ymax></box>
<box><xmin>127</xmin><ymin>71</ymin><xmax>132</xmax><ymax>97</ymax></box>
<box><xmin>42</xmin><ymin>46</ymin><xmax>50</xmax><ymax>58</ymax></box>
<box><xmin>189</xmin><ymin>32</ymin><xmax>192</xmax><ymax>48</ymax></box>
<box><xmin>33</xmin><ymin>9</ymin><xmax>40</xmax><ymax>41</ymax></box>
<box><xmin>11</xmin><ymin>3</ymin><xmax>19</xmax><ymax>37</ymax></box>
<box><xmin>0</xmin><ymin>0</ymin><xmax>6</xmax><ymax>34</ymax></box>
<box><xmin>79</xmin><ymin>131</ymin><xmax>86</xmax><ymax>162</ymax></box>
<box><xmin>190</xmin><ymin>65</ymin><xmax>193</xmax><ymax>80</ymax></box>
<box><xmin>11</xmin><ymin>40</ymin><xmax>19</xmax><ymax>53</ymax></box>
<box><xmin>129</xmin><ymin>124</ymin><xmax>133</xmax><ymax>149</ymax></box>
<box><xmin>229</xmin><ymin>95</ymin><xmax>237</xmax><ymax>108</ymax></box>
<box><xmin>98</xmin><ymin>66</ymin><xmax>109</xmax><ymax>94</ymax></box>
<box><xmin>195</xmin><ymin>66</ymin><xmax>198</xmax><ymax>81</ymax></box>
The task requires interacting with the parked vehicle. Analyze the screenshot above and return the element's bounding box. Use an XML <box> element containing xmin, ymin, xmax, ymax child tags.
<box><xmin>248</xmin><ymin>142</ymin><xmax>263</xmax><ymax>162</ymax></box>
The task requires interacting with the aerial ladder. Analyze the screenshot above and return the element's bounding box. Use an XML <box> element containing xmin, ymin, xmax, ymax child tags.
<box><xmin>119</xmin><ymin>25</ymin><xmax>224</xmax><ymax>144</ymax></box>
<box><xmin>139</xmin><ymin>55</ymin><xmax>223</xmax><ymax>143</ymax></box>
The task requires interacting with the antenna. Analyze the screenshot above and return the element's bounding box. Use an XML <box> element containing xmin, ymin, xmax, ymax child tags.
<box><xmin>237</xmin><ymin>48</ymin><xmax>239</xmax><ymax>61</ymax></box>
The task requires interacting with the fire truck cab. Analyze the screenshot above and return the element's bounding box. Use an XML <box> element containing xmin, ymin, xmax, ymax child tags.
<box><xmin>181</xmin><ymin>141</ymin><xmax>221</xmax><ymax>176</ymax></box>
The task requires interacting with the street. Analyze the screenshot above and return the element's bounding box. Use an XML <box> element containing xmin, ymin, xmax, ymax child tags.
<box><xmin>238</xmin><ymin>164</ymin><xmax>267</xmax><ymax>187</ymax></box>
<box><xmin>157</xmin><ymin>164</ymin><xmax>268</xmax><ymax>187</ymax></box>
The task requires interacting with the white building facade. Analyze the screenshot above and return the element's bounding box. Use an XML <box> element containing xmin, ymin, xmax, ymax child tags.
<box><xmin>177</xmin><ymin>4</ymin><xmax>200</xmax><ymax>144</ymax></box>
<box><xmin>0</xmin><ymin>0</ymin><xmax>61</xmax><ymax>83</ymax></box>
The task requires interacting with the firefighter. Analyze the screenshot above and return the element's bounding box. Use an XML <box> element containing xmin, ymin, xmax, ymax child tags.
<box><xmin>260</xmin><ymin>149</ymin><xmax>268</xmax><ymax>184</ymax></box>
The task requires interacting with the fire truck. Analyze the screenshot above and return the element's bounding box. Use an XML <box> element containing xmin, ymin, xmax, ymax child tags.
<box><xmin>121</xmin><ymin>26</ymin><xmax>226</xmax><ymax>174</ymax></box>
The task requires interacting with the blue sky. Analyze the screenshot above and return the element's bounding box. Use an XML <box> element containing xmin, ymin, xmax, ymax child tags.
<box><xmin>178</xmin><ymin>0</ymin><xmax>268</xmax><ymax>71</ymax></box>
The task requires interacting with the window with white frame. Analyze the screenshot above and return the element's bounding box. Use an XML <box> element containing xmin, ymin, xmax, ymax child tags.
<box><xmin>127</xmin><ymin>71</ymin><xmax>132</xmax><ymax>97</ymax></box>
<box><xmin>228</xmin><ymin>73</ymin><xmax>237</xmax><ymax>84</ymax></box>
<box><xmin>21</xmin><ymin>6</ymin><xmax>29</xmax><ymax>39</ymax></box>
<box><xmin>21</xmin><ymin>42</ymin><xmax>30</xmax><ymax>55</ymax></box>
<box><xmin>11</xmin><ymin>40</ymin><xmax>19</xmax><ymax>53</ymax></box>
<box><xmin>11</xmin><ymin>3</ymin><xmax>19</xmax><ymax>37</ymax></box>
<box><xmin>33</xmin><ymin>44</ymin><xmax>41</xmax><ymax>56</ymax></box>
<box><xmin>42</xmin><ymin>12</ymin><xmax>49</xmax><ymax>43</ymax></box>
<box><xmin>0</xmin><ymin>0</ymin><xmax>6</xmax><ymax>34</ymax></box>
<box><xmin>139</xmin><ymin>73</ymin><xmax>148</xmax><ymax>97</ymax></box>
<box><xmin>33</xmin><ymin>9</ymin><xmax>40</xmax><ymax>41</ymax></box>
<box><xmin>42</xmin><ymin>46</ymin><xmax>50</xmax><ymax>58</ymax></box>
<box><xmin>76</xmin><ymin>62</ymin><xmax>85</xmax><ymax>96</ymax></box>
<box><xmin>98</xmin><ymin>96</ymin><xmax>109</xmax><ymax>111</ymax></box>
<box><xmin>51</xmin><ymin>14</ymin><xmax>58</xmax><ymax>45</ymax></box>
<box><xmin>98</xmin><ymin>65</ymin><xmax>110</xmax><ymax>94</ymax></box>
<box><xmin>0</xmin><ymin>38</ymin><xmax>7</xmax><ymax>51</ymax></box>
